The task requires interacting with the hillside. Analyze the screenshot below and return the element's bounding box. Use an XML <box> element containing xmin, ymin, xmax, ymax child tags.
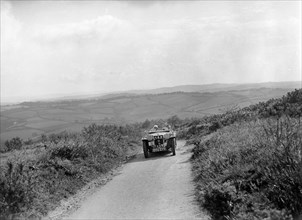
<box><xmin>0</xmin><ymin>122</ymin><xmax>143</xmax><ymax>218</ymax></box>
<box><xmin>179</xmin><ymin>89</ymin><xmax>302</xmax><ymax>219</ymax></box>
<box><xmin>1</xmin><ymin>81</ymin><xmax>300</xmax><ymax>105</ymax></box>
<box><xmin>127</xmin><ymin>81</ymin><xmax>301</xmax><ymax>94</ymax></box>
<box><xmin>0</xmin><ymin>86</ymin><xmax>297</xmax><ymax>143</ymax></box>
<box><xmin>0</xmin><ymin>87</ymin><xmax>295</xmax><ymax>143</ymax></box>
<box><xmin>0</xmin><ymin>88</ymin><xmax>301</xmax><ymax>219</ymax></box>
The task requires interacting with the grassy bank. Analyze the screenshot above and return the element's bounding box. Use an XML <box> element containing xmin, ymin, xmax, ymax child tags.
<box><xmin>182</xmin><ymin>89</ymin><xmax>302</xmax><ymax>219</ymax></box>
<box><xmin>0</xmin><ymin>123</ymin><xmax>142</xmax><ymax>218</ymax></box>
<box><xmin>192</xmin><ymin>117</ymin><xmax>301</xmax><ymax>219</ymax></box>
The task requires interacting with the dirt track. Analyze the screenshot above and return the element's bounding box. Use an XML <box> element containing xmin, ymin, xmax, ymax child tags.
<box><xmin>65</xmin><ymin>140</ymin><xmax>208</xmax><ymax>219</ymax></box>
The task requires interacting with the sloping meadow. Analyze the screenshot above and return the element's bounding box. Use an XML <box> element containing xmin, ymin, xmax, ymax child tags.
<box><xmin>187</xmin><ymin>89</ymin><xmax>302</xmax><ymax>219</ymax></box>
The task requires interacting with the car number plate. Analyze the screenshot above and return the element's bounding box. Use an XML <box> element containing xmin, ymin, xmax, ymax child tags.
<box><xmin>154</xmin><ymin>146</ymin><xmax>166</xmax><ymax>152</ymax></box>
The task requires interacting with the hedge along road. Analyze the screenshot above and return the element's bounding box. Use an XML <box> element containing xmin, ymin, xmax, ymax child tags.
<box><xmin>65</xmin><ymin>140</ymin><xmax>208</xmax><ymax>219</ymax></box>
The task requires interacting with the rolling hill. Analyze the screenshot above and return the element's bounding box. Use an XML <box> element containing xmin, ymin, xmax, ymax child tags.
<box><xmin>128</xmin><ymin>81</ymin><xmax>300</xmax><ymax>94</ymax></box>
<box><xmin>0</xmin><ymin>82</ymin><xmax>300</xmax><ymax>143</ymax></box>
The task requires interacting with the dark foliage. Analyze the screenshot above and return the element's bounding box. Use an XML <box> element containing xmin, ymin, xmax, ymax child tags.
<box><xmin>0</xmin><ymin>123</ymin><xmax>142</xmax><ymax>218</ymax></box>
<box><xmin>179</xmin><ymin>89</ymin><xmax>302</xmax><ymax>141</ymax></box>
<box><xmin>0</xmin><ymin>161</ymin><xmax>35</xmax><ymax>216</ymax></box>
<box><xmin>2</xmin><ymin>137</ymin><xmax>23</xmax><ymax>153</ymax></box>
<box><xmin>186</xmin><ymin>89</ymin><xmax>302</xmax><ymax>219</ymax></box>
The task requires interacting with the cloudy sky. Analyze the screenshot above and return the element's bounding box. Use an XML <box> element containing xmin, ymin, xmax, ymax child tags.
<box><xmin>1</xmin><ymin>0</ymin><xmax>301</xmax><ymax>102</ymax></box>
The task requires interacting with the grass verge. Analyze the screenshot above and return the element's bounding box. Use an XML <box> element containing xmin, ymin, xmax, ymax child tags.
<box><xmin>191</xmin><ymin>117</ymin><xmax>302</xmax><ymax>219</ymax></box>
<box><xmin>0</xmin><ymin>123</ymin><xmax>141</xmax><ymax>218</ymax></box>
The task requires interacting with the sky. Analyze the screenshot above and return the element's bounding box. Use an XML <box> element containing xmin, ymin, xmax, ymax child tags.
<box><xmin>1</xmin><ymin>0</ymin><xmax>301</xmax><ymax>103</ymax></box>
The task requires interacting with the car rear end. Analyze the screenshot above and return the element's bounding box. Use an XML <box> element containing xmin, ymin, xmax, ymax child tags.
<box><xmin>142</xmin><ymin>130</ymin><xmax>176</xmax><ymax>158</ymax></box>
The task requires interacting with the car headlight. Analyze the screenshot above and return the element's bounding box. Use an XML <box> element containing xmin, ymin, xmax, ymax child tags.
<box><xmin>163</xmin><ymin>133</ymin><xmax>170</xmax><ymax>139</ymax></box>
<box><xmin>147</xmin><ymin>134</ymin><xmax>154</xmax><ymax>141</ymax></box>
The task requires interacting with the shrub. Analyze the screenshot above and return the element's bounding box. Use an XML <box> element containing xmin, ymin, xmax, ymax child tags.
<box><xmin>24</xmin><ymin>138</ymin><xmax>34</xmax><ymax>145</ymax></box>
<box><xmin>0</xmin><ymin>122</ymin><xmax>142</xmax><ymax>217</ymax></box>
<box><xmin>179</xmin><ymin>89</ymin><xmax>302</xmax><ymax>140</ymax></box>
<box><xmin>191</xmin><ymin>117</ymin><xmax>302</xmax><ymax>219</ymax></box>
<box><xmin>0</xmin><ymin>161</ymin><xmax>35</xmax><ymax>216</ymax></box>
<box><xmin>3</xmin><ymin>137</ymin><xmax>23</xmax><ymax>152</ymax></box>
<box><xmin>167</xmin><ymin>115</ymin><xmax>182</xmax><ymax>129</ymax></box>
<box><xmin>50</xmin><ymin>140</ymin><xmax>88</xmax><ymax>161</ymax></box>
<box><xmin>141</xmin><ymin>119</ymin><xmax>151</xmax><ymax>129</ymax></box>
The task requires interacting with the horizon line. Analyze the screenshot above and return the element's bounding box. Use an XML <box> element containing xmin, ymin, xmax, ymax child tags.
<box><xmin>1</xmin><ymin>80</ymin><xmax>301</xmax><ymax>105</ymax></box>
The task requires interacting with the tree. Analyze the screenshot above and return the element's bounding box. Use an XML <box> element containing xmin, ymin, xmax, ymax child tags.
<box><xmin>41</xmin><ymin>134</ymin><xmax>47</xmax><ymax>143</ymax></box>
<box><xmin>141</xmin><ymin>119</ymin><xmax>151</xmax><ymax>129</ymax></box>
<box><xmin>167</xmin><ymin>115</ymin><xmax>182</xmax><ymax>128</ymax></box>
<box><xmin>4</xmin><ymin>137</ymin><xmax>23</xmax><ymax>152</ymax></box>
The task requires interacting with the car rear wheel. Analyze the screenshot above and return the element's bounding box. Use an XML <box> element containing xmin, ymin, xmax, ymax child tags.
<box><xmin>143</xmin><ymin>140</ymin><xmax>149</xmax><ymax>158</ymax></box>
<box><xmin>170</xmin><ymin>138</ymin><xmax>176</xmax><ymax>156</ymax></box>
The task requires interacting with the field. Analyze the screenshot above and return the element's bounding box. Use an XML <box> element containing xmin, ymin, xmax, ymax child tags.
<box><xmin>0</xmin><ymin>87</ymin><xmax>294</xmax><ymax>143</ymax></box>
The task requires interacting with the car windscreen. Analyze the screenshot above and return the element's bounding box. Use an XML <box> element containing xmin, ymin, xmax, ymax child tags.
<box><xmin>148</xmin><ymin>130</ymin><xmax>170</xmax><ymax>134</ymax></box>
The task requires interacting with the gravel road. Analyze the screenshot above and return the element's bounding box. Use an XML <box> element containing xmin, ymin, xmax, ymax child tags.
<box><xmin>65</xmin><ymin>140</ymin><xmax>208</xmax><ymax>219</ymax></box>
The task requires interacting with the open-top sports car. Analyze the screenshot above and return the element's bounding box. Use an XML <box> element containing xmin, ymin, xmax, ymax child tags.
<box><xmin>141</xmin><ymin>126</ymin><xmax>176</xmax><ymax>158</ymax></box>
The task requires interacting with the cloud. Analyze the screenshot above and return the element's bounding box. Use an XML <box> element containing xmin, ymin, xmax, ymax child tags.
<box><xmin>1</xmin><ymin>12</ymin><xmax>140</xmax><ymax>97</ymax></box>
<box><xmin>123</xmin><ymin>0</ymin><xmax>164</xmax><ymax>8</ymax></box>
<box><xmin>34</xmin><ymin>15</ymin><xmax>133</xmax><ymax>44</ymax></box>
<box><xmin>1</xmin><ymin>1</ymin><xmax>24</xmax><ymax>98</ymax></box>
<box><xmin>0</xmin><ymin>1</ymin><xmax>22</xmax><ymax>49</ymax></box>
<box><xmin>1</xmin><ymin>1</ymin><xmax>300</xmax><ymax>102</ymax></box>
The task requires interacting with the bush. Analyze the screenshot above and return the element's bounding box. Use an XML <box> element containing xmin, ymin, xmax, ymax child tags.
<box><xmin>50</xmin><ymin>140</ymin><xmax>88</xmax><ymax>161</ymax></box>
<box><xmin>0</xmin><ymin>161</ymin><xmax>36</xmax><ymax>216</ymax></box>
<box><xmin>180</xmin><ymin>89</ymin><xmax>302</xmax><ymax>219</ymax></box>
<box><xmin>0</xmin><ymin>122</ymin><xmax>142</xmax><ymax>217</ymax></box>
<box><xmin>3</xmin><ymin>137</ymin><xmax>23</xmax><ymax>152</ymax></box>
<box><xmin>141</xmin><ymin>119</ymin><xmax>151</xmax><ymax>129</ymax></box>
<box><xmin>179</xmin><ymin>89</ymin><xmax>302</xmax><ymax>140</ymax></box>
<box><xmin>191</xmin><ymin>117</ymin><xmax>302</xmax><ymax>219</ymax></box>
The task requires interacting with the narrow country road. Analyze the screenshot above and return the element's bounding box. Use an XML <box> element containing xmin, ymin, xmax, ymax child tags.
<box><xmin>66</xmin><ymin>140</ymin><xmax>208</xmax><ymax>219</ymax></box>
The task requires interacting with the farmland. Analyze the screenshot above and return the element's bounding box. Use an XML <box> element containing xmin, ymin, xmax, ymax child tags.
<box><xmin>0</xmin><ymin>87</ymin><xmax>295</xmax><ymax>144</ymax></box>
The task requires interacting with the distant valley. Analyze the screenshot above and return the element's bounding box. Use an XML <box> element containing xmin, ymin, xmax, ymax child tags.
<box><xmin>0</xmin><ymin>82</ymin><xmax>300</xmax><ymax>143</ymax></box>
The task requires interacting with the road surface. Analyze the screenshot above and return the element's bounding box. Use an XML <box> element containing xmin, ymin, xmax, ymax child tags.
<box><xmin>66</xmin><ymin>140</ymin><xmax>208</xmax><ymax>219</ymax></box>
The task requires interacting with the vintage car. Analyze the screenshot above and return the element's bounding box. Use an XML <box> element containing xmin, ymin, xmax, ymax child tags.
<box><xmin>141</xmin><ymin>126</ymin><xmax>176</xmax><ymax>158</ymax></box>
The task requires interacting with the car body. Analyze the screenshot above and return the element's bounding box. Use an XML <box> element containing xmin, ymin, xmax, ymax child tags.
<box><xmin>141</xmin><ymin>128</ymin><xmax>177</xmax><ymax>158</ymax></box>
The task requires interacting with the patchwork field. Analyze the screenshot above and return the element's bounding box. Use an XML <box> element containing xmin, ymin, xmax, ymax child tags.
<box><xmin>0</xmin><ymin>87</ymin><xmax>295</xmax><ymax>143</ymax></box>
